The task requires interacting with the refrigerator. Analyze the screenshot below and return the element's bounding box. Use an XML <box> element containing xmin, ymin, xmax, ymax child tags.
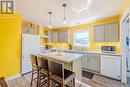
<box><xmin>22</xmin><ymin>34</ymin><xmax>40</xmax><ymax>74</ymax></box>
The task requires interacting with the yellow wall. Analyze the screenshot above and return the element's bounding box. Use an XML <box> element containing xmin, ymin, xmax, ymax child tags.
<box><xmin>47</xmin><ymin>16</ymin><xmax>120</xmax><ymax>51</ymax></box>
<box><xmin>120</xmin><ymin>0</ymin><xmax>130</xmax><ymax>17</ymax></box>
<box><xmin>0</xmin><ymin>14</ymin><xmax>22</xmax><ymax>78</ymax></box>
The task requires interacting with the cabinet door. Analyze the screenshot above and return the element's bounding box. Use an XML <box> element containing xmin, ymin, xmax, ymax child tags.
<box><xmin>52</xmin><ymin>32</ymin><xmax>58</xmax><ymax>42</ymax></box>
<box><xmin>22</xmin><ymin>58</ymin><xmax>32</xmax><ymax>74</ymax></box>
<box><xmin>105</xmin><ymin>23</ymin><xmax>119</xmax><ymax>42</ymax></box>
<box><xmin>94</xmin><ymin>25</ymin><xmax>105</xmax><ymax>42</ymax></box>
<box><xmin>82</xmin><ymin>54</ymin><xmax>100</xmax><ymax>73</ymax></box>
<box><xmin>100</xmin><ymin>55</ymin><xmax>121</xmax><ymax>79</ymax></box>
<box><xmin>48</xmin><ymin>32</ymin><xmax>53</xmax><ymax>43</ymax></box>
<box><xmin>87</xmin><ymin>54</ymin><xmax>100</xmax><ymax>72</ymax></box>
<box><xmin>82</xmin><ymin>55</ymin><xmax>88</xmax><ymax>69</ymax></box>
<box><xmin>61</xmin><ymin>31</ymin><xmax>65</xmax><ymax>43</ymax></box>
<box><xmin>64</xmin><ymin>31</ymin><xmax>69</xmax><ymax>43</ymax></box>
<box><xmin>57</xmin><ymin>32</ymin><xmax>61</xmax><ymax>43</ymax></box>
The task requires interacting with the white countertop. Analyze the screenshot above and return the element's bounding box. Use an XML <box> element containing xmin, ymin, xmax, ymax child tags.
<box><xmin>56</xmin><ymin>49</ymin><xmax>121</xmax><ymax>56</ymax></box>
<box><xmin>39</xmin><ymin>52</ymin><xmax>83</xmax><ymax>63</ymax></box>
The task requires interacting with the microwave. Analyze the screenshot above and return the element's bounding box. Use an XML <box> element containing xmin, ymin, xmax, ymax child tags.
<box><xmin>101</xmin><ymin>46</ymin><xmax>116</xmax><ymax>52</ymax></box>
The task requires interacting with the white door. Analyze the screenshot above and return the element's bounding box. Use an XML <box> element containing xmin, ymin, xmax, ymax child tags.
<box><xmin>82</xmin><ymin>55</ymin><xmax>88</xmax><ymax>69</ymax></box>
<box><xmin>94</xmin><ymin>25</ymin><xmax>105</xmax><ymax>42</ymax></box>
<box><xmin>105</xmin><ymin>23</ymin><xmax>119</xmax><ymax>42</ymax></box>
<box><xmin>22</xmin><ymin>34</ymin><xmax>40</xmax><ymax>74</ymax></box>
<box><xmin>100</xmin><ymin>55</ymin><xmax>121</xmax><ymax>80</ymax></box>
<box><xmin>125</xmin><ymin>16</ymin><xmax>130</xmax><ymax>84</ymax></box>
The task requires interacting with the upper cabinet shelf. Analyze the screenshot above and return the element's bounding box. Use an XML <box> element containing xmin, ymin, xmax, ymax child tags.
<box><xmin>22</xmin><ymin>21</ymin><xmax>39</xmax><ymax>35</ymax></box>
<box><xmin>94</xmin><ymin>22</ymin><xmax>119</xmax><ymax>42</ymax></box>
<box><xmin>48</xmin><ymin>31</ymin><xmax>70</xmax><ymax>43</ymax></box>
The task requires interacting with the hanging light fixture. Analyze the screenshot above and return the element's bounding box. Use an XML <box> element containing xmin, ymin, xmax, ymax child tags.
<box><xmin>63</xmin><ymin>4</ymin><xmax>67</xmax><ymax>24</ymax></box>
<box><xmin>48</xmin><ymin>12</ymin><xmax>52</xmax><ymax>29</ymax></box>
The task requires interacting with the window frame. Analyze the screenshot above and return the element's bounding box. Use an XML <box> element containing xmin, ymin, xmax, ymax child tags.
<box><xmin>73</xmin><ymin>29</ymin><xmax>90</xmax><ymax>47</ymax></box>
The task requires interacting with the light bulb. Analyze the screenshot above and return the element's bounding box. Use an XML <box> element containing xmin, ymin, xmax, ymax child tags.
<box><xmin>48</xmin><ymin>24</ymin><xmax>52</xmax><ymax>29</ymax></box>
<box><xmin>63</xmin><ymin>19</ymin><xmax>67</xmax><ymax>24</ymax></box>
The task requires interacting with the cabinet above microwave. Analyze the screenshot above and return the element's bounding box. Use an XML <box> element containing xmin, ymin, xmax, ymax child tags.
<box><xmin>94</xmin><ymin>22</ymin><xmax>119</xmax><ymax>42</ymax></box>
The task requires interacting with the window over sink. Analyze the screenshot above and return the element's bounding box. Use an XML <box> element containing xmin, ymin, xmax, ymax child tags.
<box><xmin>73</xmin><ymin>30</ymin><xmax>90</xmax><ymax>47</ymax></box>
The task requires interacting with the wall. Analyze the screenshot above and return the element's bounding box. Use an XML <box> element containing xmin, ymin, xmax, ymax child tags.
<box><xmin>120</xmin><ymin>0</ymin><xmax>130</xmax><ymax>17</ymax></box>
<box><xmin>47</xmin><ymin>16</ymin><xmax>120</xmax><ymax>51</ymax></box>
<box><xmin>0</xmin><ymin>14</ymin><xmax>22</xmax><ymax>78</ymax></box>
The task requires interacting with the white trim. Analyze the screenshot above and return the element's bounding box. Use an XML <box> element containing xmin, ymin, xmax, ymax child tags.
<box><xmin>73</xmin><ymin>29</ymin><xmax>90</xmax><ymax>47</ymax></box>
<box><xmin>5</xmin><ymin>74</ymin><xmax>21</xmax><ymax>81</ymax></box>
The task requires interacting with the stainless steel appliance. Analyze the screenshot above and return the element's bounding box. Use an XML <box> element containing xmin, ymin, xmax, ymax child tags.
<box><xmin>101</xmin><ymin>46</ymin><xmax>116</xmax><ymax>53</ymax></box>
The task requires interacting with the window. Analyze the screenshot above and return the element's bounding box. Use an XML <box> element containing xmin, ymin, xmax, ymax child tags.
<box><xmin>73</xmin><ymin>30</ymin><xmax>90</xmax><ymax>47</ymax></box>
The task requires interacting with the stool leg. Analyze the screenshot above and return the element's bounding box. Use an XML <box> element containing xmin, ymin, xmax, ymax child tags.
<box><xmin>73</xmin><ymin>78</ymin><xmax>75</xmax><ymax>87</ymax></box>
<box><xmin>49</xmin><ymin>78</ymin><xmax>52</xmax><ymax>87</ymax></box>
<box><xmin>30</xmin><ymin>70</ymin><xmax>34</xmax><ymax>86</ymax></box>
<box><xmin>47</xmin><ymin>75</ymin><xmax>49</xmax><ymax>87</ymax></box>
<box><xmin>62</xmin><ymin>79</ymin><xmax>64</xmax><ymax>87</ymax></box>
<box><xmin>37</xmin><ymin>71</ymin><xmax>40</xmax><ymax>87</ymax></box>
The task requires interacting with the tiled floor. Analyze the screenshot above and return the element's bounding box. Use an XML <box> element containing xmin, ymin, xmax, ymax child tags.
<box><xmin>6</xmin><ymin>73</ymin><xmax>128</xmax><ymax>87</ymax></box>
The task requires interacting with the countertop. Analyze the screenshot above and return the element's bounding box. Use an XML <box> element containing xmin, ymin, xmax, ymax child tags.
<box><xmin>55</xmin><ymin>49</ymin><xmax>121</xmax><ymax>56</ymax></box>
<box><xmin>39</xmin><ymin>52</ymin><xmax>83</xmax><ymax>63</ymax></box>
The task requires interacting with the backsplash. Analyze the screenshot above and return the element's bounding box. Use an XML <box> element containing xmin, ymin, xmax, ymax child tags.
<box><xmin>44</xmin><ymin>42</ymin><xmax>120</xmax><ymax>52</ymax></box>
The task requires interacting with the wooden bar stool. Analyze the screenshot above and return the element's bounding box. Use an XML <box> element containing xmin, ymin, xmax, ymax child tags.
<box><xmin>48</xmin><ymin>60</ymin><xmax>75</xmax><ymax>87</ymax></box>
<box><xmin>0</xmin><ymin>77</ymin><xmax>8</xmax><ymax>87</ymax></box>
<box><xmin>37</xmin><ymin>56</ymin><xmax>49</xmax><ymax>87</ymax></box>
<box><xmin>30</xmin><ymin>54</ymin><xmax>39</xmax><ymax>87</ymax></box>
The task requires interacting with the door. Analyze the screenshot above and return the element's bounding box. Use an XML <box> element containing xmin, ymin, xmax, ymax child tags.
<box><xmin>22</xmin><ymin>35</ymin><xmax>32</xmax><ymax>74</ymax></box>
<box><xmin>82</xmin><ymin>54</ymin><xmax>100</xmax><ymax>73</ymax></box>
<box><xmin>87</xmin><ymin>54</ymin><xmax>100</xmax><ymax>72</ymax></box>
<box><xmin>125</xmin><ymin>17</ymin><xmax>130</xmax><ymax>84</ymax></box>
<box><xmin>52</xmin><ymin>32</ymin><xmax>58</xmax><ymax>42</ymax></box>
<box><xmin>81</xmin><ymin>55</ymin><xmax>88</xmax><ymax>69</ymax></box>
<box><xmin>100</xmin><ymin>55</ymin><xmax>121</xmax><ymax>80</ymax></box>
<box><xmin>22</xmin><ymin>34</ymin><xmax>40</xmax><ymax>74</ymax></box>
<box><xmin>105</xmin><ymin>23</ymin><xmax>119</xmax><ymax>42</ymax></box>
<box><xmin>48</xmin><ymin>32</ymin><xmax>53</xmax><ymax>43</ymax></box>
<box><xmin>121</xmin><ymin>13</ymin><xmax>130</xmax><ymax>84</ymax></box>
<box><xmin>94</xmin><ymin>25</ymin><xmax>105</xmax><ymax>42</ymax></box>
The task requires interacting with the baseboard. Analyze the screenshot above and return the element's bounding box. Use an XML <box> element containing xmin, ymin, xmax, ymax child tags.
<box><xmin>5</xmin><ymin>74</ymin><xmax>21</xmax><ymax>81</ymax></box>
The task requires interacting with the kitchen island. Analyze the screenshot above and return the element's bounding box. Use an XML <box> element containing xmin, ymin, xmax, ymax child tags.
<box><xmin>39</xmin><ymin>52</ymin><xmax>83</xmax><ymax>86</ymax></box>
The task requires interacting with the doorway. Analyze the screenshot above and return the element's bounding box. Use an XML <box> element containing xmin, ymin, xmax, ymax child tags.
<box><xmin>122</xmin><ymin>14</ymin><xmax>130</xmax><ymax>86</ymax></box>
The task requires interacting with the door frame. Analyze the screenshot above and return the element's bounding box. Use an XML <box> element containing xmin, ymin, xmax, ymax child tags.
<box><xmin>120</xmin><ymin>6</ymin><xmax>130</xmax><ymax>83</ymax></box>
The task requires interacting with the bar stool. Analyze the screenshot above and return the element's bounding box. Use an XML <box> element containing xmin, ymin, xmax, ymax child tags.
<box><xmin>48</xmin><ymin>60</ymin><xmax>75</xmax><ymax>87</ymax></box>
<box><xmin>37</xmin><ymin>56</ymin><xmax>49</xmax><ymax>87</ymax></box>
<box><xmin>30</xmin><ymin>54</ymin><xmax>39</xmax><ymax>87</ymax></box>
<box><xmin>0</xmin><ymin>77</ymin><xmax>8</xmax><ymax>87</ymax></box>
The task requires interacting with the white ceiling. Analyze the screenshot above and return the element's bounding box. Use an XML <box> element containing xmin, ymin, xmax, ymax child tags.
<box><xmin>16</xmin><ymin>0</ymin><xmax>124</xmax><ymax>29</ymax></box>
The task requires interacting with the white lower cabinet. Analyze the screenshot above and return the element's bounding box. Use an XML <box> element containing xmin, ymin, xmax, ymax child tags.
<box><xmin>82</xmin><ymin>54</ymin><xmax>88</xmax><ymax>69</ymax></box>
<box><xmin>82</xmin><ymin>54</ymin><xmax>100</xmax><ymax>73</ymax></box>
<box><xmin>100</xmin><ymin>55</ymin><xmax>121</xmax><ymax>80</ymax></box>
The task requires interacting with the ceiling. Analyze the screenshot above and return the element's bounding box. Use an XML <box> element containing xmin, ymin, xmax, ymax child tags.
<box><xmin>16</xmin><ymin>0</ymin><xmax>124</xmax><ymax>29</ymax></box>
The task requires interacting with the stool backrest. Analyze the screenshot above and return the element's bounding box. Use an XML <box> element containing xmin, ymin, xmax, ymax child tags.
<box><xmin>0</xmin><ymin>77</ymin><xmax>8</xmax><ymax>87</ymax></box>
<box><xmin>37</xmin><ymin>56</ymin><xmax>48</xmax><ymax>70</ymax></box>
<box><xmin>48</xmin><ymin>60</ymin><xmax>64</xmax><ymax>78</ymax></box>
<box><xmin>30</xmin><ymin>54</ymin><xmax>38</xmax><ymax>66</ymax></box>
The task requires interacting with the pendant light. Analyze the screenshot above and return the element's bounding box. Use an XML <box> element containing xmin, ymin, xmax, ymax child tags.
<box><xmin>48</xmin><ymin>12</ymin><xmax>52</xmax><ymax>29</ymax></box>
<box><xmin>63</xmin><ymin>4</ymin><xmax>67</xmax><ymax>24</ymax></box>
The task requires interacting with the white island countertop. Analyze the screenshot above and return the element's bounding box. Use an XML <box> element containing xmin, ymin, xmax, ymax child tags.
<box><xmin>39</xmin><ymin>52</ymin><xmax>83</xmax><ymax>63</ymax></box>
<box><xmin>56</xmin><ymin>49</ymin><xmax>121</xmax><ymax>56</ymax></box>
